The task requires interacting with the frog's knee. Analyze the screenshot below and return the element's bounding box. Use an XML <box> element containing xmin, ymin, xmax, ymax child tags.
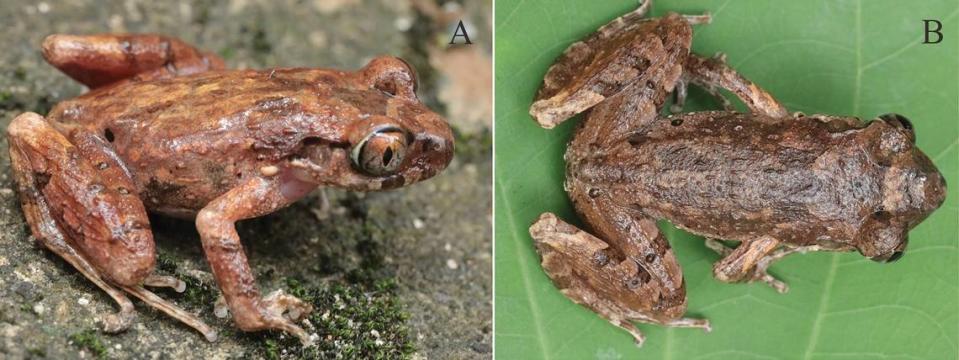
<box><xmin>108</xmin><ymin>255</ymin><xmax>154</xmax><ymax>287</ymax></box>
<box><xmin>6</xmin><ymin>112</ymin><xmax>46</xmax><ymax>139</ymax></box>
<box><xmin>92</xmin><ymin>228</ymin><xmax>156</xmax><ymax>287</ymax></box>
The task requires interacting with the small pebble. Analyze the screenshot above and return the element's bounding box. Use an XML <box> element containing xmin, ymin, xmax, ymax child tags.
<box><xmin>446</xmin><ymin>259</ymin><xmax>459</xmax><ymax>270</ymax></box>
<box><xmin>32</xmin><ymin>303</ymin><xmax>44</xmax><ymax>315</ymax></box>
<box><xmin>0</xmin><ymin>188</ymin><xmax>13</xmax><ymax>196</ymax></box>
<box><xmin>444</xmin><ymin>243</ymin><xmax>452</xmax><ymax>252</ymax></box>
<box><xmin>78</xmin><ymin>297</ymin><xmax>90</xmax><ymax>306</ymax></box>
<box><xmin>114</xmin><ymin>344</ymin><xmax>122</xmax><ymax>350</ymax></box>
<box><xmin>413</xmin><ymin>218</ymin><xmax>425</xmax><ymax>229</ymax></box>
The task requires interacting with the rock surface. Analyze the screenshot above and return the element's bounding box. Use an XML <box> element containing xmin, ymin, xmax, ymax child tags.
<box><xmin>0</xmin><ymin>0</ymin><xmax>491</xmax><ymax>358</ymax></box>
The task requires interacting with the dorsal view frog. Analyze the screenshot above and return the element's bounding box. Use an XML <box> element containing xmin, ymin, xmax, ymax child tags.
<box><xmin>7</xmin><ymin>33</ymin><xmax>453</xmax><ymax>344</ymax></box>
<box><xmin>526</xmin><ymin>1</ymin><xmax>945</xmax><ymax>346</ymax></box>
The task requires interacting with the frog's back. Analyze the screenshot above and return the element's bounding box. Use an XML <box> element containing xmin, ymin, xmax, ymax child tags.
<box><xmin>44</xmin><ymin>68</ymin><xmax>354</xmax><ymax>216</ymax></box>
<box><xmin>571</xmin><ymin>112</ymin><xmax>878</xmax><ymax>244</ymax></box>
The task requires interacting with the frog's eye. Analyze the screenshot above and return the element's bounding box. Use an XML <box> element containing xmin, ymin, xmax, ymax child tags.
<box><xmin>396</xmin><ymin>57</ymin><xmax>419</xmax><ymax>93</ymax></box>
<box><xmin>351</xmin><ymin>126</ymin><xmax>408</xmax><ymax>176</ymax></box>
<box><xmin>879</xmin><ymin>113</ymin><xmax>915</xmax><ymax>143</ymax></box>
<box><xmin>369</xmin><ymin>57</ymin><xmax>418</xmax><ymax>98</ymax></box>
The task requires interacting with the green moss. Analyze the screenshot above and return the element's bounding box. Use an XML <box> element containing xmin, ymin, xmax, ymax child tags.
<box><xmin>246</xmin><ymin>277</ymin><xmax>414</xmax><ymax>360</ymax></box>
<box><xmin>154</xmin><ymin>250</ymin><xmax>218</xmax><ymax>310</ymax></box>
<box><xmin>68</xmin><ymin>329</ymin><xmax>106</xmax><ymax>359</ymax></box>
<box><xmin>151</xmin><ymin>195</ymin><xmax>414</xmax><ymax>359</ymax></box>
<box><xmin>453</xmin><ymin>127</ymin><xmax>493</xmax><ymax>162</ymax></box>
<box><xmin>219</xmin><ymin>47</ymin><xmax>237</xmax><ymax>60</ymax></box>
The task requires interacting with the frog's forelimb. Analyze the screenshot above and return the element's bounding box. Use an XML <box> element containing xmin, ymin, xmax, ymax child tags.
<box><xmin>196</xmin><ymin>176</ymin><xmax>315</xmax><ymax>345</ymax></box>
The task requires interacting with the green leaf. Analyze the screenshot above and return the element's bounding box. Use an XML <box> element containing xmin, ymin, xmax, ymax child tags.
<box><xmin>494</xmin><ymin>1</ymin><xmax>959</xmax><ymax>359</ymax></box>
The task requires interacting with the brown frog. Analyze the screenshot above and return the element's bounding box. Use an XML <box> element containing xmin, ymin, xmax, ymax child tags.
<box><xmin>526</xmin><ymin>1</ymin><xmax>946</xmax><ymax>346</ymax></box>
<box><xmin>7</xmin><ymin>34</ymin><xmax>453</xmax><ymax>344</ymax></box>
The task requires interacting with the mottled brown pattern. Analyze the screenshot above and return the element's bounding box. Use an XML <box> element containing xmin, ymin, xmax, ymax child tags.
<box><xmin>7</xmin><ymin>34</ymin><xmax>453</xmax><ymax>345</ymax></box>
<box><xmin>527</xmin><ymin>1</ymin><xmax>945</xmax><ymax>347</ymax></box>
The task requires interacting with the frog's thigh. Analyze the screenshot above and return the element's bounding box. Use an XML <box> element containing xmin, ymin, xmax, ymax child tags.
<box><xmin>529</xmin><ymin>212</ymin><xmax>649</xmax><ymax>346</ymax></box>
<box><xmin>42</xmin><ymin>34</ymin><xmax>225</xmax><ymax>88</ymax></box>
<box><xmin>196</xmin><ymin>177</ymin><xmax>313</xmax><ymax>344</ymax></box>
<box><xmin>7</xmin><ymin>112</ymin><xmax>137</xmax><ymax>331</ymax></box>
<box><xmin>683</xmin><ymin>53</ymin><xmax>789</xmax><ymax>118</ymax></box>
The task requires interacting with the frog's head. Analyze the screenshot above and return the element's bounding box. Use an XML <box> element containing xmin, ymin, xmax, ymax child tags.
<box><xmin>290</xmin><ymin>57</ymin><xmax>453</xmax><ymax>192</ymax></box>
<box><xmin>855</xmin><ymin>113</ymin><xmax>946</xmax><ymax>263</ymax></box>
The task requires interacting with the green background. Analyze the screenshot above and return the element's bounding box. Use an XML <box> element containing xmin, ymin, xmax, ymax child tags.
<box><xmin>495</xmin><ymin>0</ymin><xmax>958</xmax><ymax>359</ymax></box>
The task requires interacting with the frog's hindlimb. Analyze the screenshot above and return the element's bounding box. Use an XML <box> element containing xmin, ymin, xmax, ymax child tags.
<box><xmin>7</xmin><ymin>113</ymin><xmax>219</xmax><ymax>340</ymax></box>
<box><xmin>683</xmin><ymin>53</ymin><xmax>789</xmax><ymax>118</ymax></box>
<box><xmin>121</xmin><ymin>285</ymin><xmax>218</xmax><ymax>341</ymax></box>
<box><xmin>530</xmin><ymin>213</ymin><xmax>708</xmax><ymax>347</ymax></box>
<box><xmin>7</xmin><ymin>112</ymin><xmax>137</xmax><ymax>332</ymax></box>
<box><xmin>143</xmin><ymin>274</ymin><xmax>186</xmax><ymax>293</ymax></box>
<box><xmin>709</xmin><ymin>237</ymin><xmax>789</xmax><ymax>293</ymax></box>
<box><xmin>41</xmin><ymin>34</ymin><xmax>225</xmax><ymax>89</ymax></box>
<box><xmin>196</xmin><ymin>177</ymin><xmax>315</xmax><ymax>345</ymax></box>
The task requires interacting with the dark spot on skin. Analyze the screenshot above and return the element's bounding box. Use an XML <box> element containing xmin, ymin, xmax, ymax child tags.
<box><xmin>627</xmin><ymin>133</ymin><xmax>646</xmax><ymax>147</ymax></box>
<box><xmin>300</xmin><ymin>136</ymin><xmax>324</xmax><ymax>152</ymax></box>
<box><xmin>593</xmin><ymin>250</ymin><xmax>609</xmax><ymax>267</ymax></box>
<box><xmin>873</xmin><ymin>210</ymin><xmax>890</xmax><ymax>220</ymax></box>
<box><xmin>34</xmin><ymin>172</ymin><xmax>51</xmax><ymax>189</ymax></box>
<box><xmin>645</xmin><ymin>253</ymin><xmax>656</xmax><ymax>263</ymax></box>
<box><xmin>587</xmin><ymin>188</ymin><xmax>601</xmax><ymax>198</ymax></box>
<box><xmin>104</xmin><ymin>129</ymin><xmax>115</xmax><ymax>142</ymax></box>
<box><xmin>117</xmin><ymin>187</ymin><xmax>130</xmax><ymax>195</ymax></box>
<box><xmin>145</xmin><ymin>178</ymin><xmax>186</xmax><ymax>204</ymax></box>
<box><xmin>671</xmin><ymin>118</ymin><xmax>683</xmax><ymax>126</ymax></box>
<box><xmin>96</xmin><ymin>162</ymin><xmax>108</xmax><ymax>170</ymax></box>
<box><xmin>626</xmin><ymin>262</ymin><xmax>652</xmax><ymax>290</ymax></box>
<box><xmin>88</xmin><ymin>183</ymin><xmax>104</xmax><ymax>192</ymax></box>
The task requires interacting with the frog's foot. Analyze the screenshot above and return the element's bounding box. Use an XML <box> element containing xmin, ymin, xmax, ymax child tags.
<box><xmin>681</xmin><ymin>13</ymin><xmax>712</xmax><ymax>25</ymax></box>
<box><xmin>708</xmin><ymin>237</ymin><xmax>789</xmax><ymax>293</ymax></box>
<box><xmin>41</xmin><ymin>34</ymin><xmax>225</xmax><ymax>89</ymax></box>
<box><xmin>747</xmin><ymin>265</ymin><xmax>789</xmax><ymax>294</ymax></box>
<box><xmin>214</xmin><ymin>295</ymin><xmax>230</xmax><ymax>318</ymax></box>
<box><xmin>144</xmin><ymin>274</ymin><xmax>186</xmax><ymax>293</ymax></box>
<box><xmin>663</xmin><ymin>317</ymin><xmax>711</xmax><ymax>332</ymax></box>
<box><xmin>261</xmin><ymin>290</ymin><xmax>314</xmax><ymax>334</ymax></box>
<box><xmin>309</xmin><ymin>189</ymin><xmax>332</xmax><ymax>221</ymax></box>
<box><xmin>121</xmin><ymin>285</ymin><xmax>218</xmax><ymax>342</ymax></box>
